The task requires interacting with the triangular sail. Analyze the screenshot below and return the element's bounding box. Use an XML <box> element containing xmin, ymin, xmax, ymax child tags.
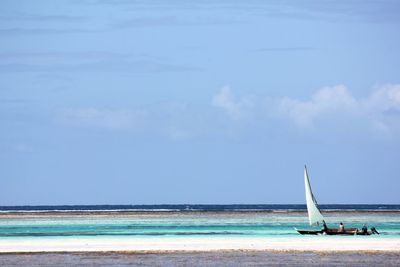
<box><xmin>304</xmin><ymin>166</ymin><xmax>325</xmax><ymax>226</ymax></box>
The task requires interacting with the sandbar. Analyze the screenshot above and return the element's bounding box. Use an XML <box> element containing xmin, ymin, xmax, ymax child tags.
<box><xmin>0</xmin><ymin>237</ymin><xmax>399</xmax><ymax>253</ymax></box>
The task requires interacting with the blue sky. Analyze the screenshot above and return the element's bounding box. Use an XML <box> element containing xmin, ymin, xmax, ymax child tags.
<box><xmin>1</xmin><ymin>0</ymin><xmax>400</xmax><ymax>205</ymax></box>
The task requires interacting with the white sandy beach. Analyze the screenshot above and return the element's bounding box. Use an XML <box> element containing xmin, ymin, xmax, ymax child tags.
<box><xmin>1</xmin><ymin>237</ymin><xmax>399</xmax><ymax>253</ymax></box>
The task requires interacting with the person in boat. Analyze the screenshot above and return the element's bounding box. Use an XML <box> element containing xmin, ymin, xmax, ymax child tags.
<box><xmin>322</xmin><ymin>221</ymin><xmax>328</xmax><ymax>232</ymax></box>
<box><xmin>361</xmin><ymin>224</ymin><xmax>368</xmax><ymax>234</ymax></box>
<box><xmin>371</xmin><ymin>227</ymin><xmax>380</xmax><ymax>235</ymax></box>
<box><xmin>338</xmin><ymin>222</ymin><xmax>345</xmax><ymax>233</ymax></box>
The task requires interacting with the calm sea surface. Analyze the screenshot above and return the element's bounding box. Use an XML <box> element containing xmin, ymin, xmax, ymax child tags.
<box><xmin>1</xmin><ymin>205</ymin><xmax>399</xmax><ymax>240</ymax></box>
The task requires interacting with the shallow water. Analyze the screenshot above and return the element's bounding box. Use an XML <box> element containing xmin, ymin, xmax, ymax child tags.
<box><xmin>0</xmin><ymin>211</ymin><xmax>399</xmax><ymax>241</ymax></box>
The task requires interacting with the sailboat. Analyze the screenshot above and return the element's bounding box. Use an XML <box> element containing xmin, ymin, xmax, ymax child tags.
<box><xmin>296</xmin><ymin>166</ymin><xmax>376</xmax><ymax>235</ymax></box>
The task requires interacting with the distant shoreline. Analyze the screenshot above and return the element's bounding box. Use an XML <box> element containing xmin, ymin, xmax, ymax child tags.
<box><xmin>1</xmin><ymin>210</ymin><xmax>400</xmax><ymax>217</ymax></box>
<box><xmin>1</xmin><ymin>204</ymin><xmax>399</xmax><ymax>212</ymax></box>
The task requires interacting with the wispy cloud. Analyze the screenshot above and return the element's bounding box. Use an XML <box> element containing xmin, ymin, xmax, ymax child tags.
<box><xmin>212</xmin><ymin>86</ymin><xmax>254</xmax><ymax>120</ymax></box>
<box><xmin>0</xmin><ymin>51</ymin><xmax>127</xmax><ymax>63</ymax></box>
<box><xmin>84</xmin><ymin>1</ymin><xmax>400</xmax><ymax>24</ymax></box>
<box><xmin>113</xmin><ymin>15</ymin><xmax>240</xmax><ymax>29</ymax></box>
<box><xmin>61</xmin><ymin>108</ymin><xmax>148</xmax><ymax>130</ymax></box>
<box><xmin>277</xmin><ymin>84</ymin><xmax>400</xmax><ymax>130</ymax></box>
<box><xmin>364</xmin><ymin>84</ymin><xmax>400</xmax><ymax>113</ymax></box>
<box><xmin>0</xmin><ymin>61</ymin><xmax>198</xmax><ymax>73</ymax></box>
<box><xmin>0</xmin><ymin>51</ymin><xmax>199</xmax><ymax>73</ymax></box>
<box><xmin>165</xmin><ymin>126</ymin><xmax>191</xmax><ymax>140</ymax></box>
<box><xmin>13</xmin><ymin>143</ymin><xmax>33</xmax><ymax>153</ymax></box>
<box><xmin>277</xmin><ymin>85</ymin><xmax>357</xmax><ymax>127</ymax></box>
<box><xmin>281</xmin><ymin>1</ymin><xmax>400</xmax><ymax>24</ymax></box>
<box><xmin>0</xmin><ymin>28</ymin><xmax>92</xmax><ymax>36</ymax></box>
<box><xmin>257</xmin><ymin>47</ymin><xmax>315</xmax><ymax>52</ymax></box>
<box><xmin>212</xmin><ymin>84</ymin><xmax>400</xmax><ymax>134</ymax></box>
<box><xmin>0</xmin><ymin>13</ymin><xmax>86</xmax><ymax>22</ymax></box>
<box><xmin>59</xmin><ymin>84</ymin><xmax>400</xmax><ymax>138</ymax></box>
<box><xmin>113</xmin><ymin>16</ymin><xmax>181</xmax><ymax>28</ymax></box>
<box><xmin>59</xmin><ymin>101</ymin><xmax>219</xmax><ymax>140</ymax></box>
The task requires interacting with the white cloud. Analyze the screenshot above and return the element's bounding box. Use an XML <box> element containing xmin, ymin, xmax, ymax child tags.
<box><xmin>212</xmin><ymin>84</ymin><xmax>400</xmax><ymax>134</ymax></box>
<box><xmin>61</xmin><ymin>104</ymin><xmax>199</xmax><ymax>140</ymax></box>
<box><xmin>62</xmin><ymin>108</ymin><xmax>147</xmax><ymax>130</ymax></box>
<box><xmin>278</xmin><ymin>84</ymin><xmax>400</xmax><ymax>131</ymax></box>
<box><xmin>363</xmin><ymin>84</ymin><xmax>400</xmax><ymax>113</ymax></box>
<box><xmin>362</xmin><ymin>84</ymin><xmax>400</xmax><ymax>134</ymax></box>
<box><xmin>212</xmin><ymin>86</ymin><xmax>254</xmax><ymax>120</ymax></box>
<box><xmin>278</xmin><ymin>85</ymin><xmax>357</xmax><ymax>126</ymax></box>
<box><xmin>60</xmin><ymin>84</ymin><xmax>400</xmax><ymax>137</ymax></box>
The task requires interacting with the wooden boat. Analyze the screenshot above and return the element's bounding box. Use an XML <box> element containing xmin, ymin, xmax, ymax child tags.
<box><xmin>296</xmin><ymin>166</ymin><xmax>375</xmax><ymax>236</ymax></box>
<box><xmin>296</xmin><ymin>228</ymin><xmax>362</xmax><ymax>235</ymax></box>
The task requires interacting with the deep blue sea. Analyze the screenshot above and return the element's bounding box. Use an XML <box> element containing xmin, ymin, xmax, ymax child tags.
<box><xmin>1</xmin><ymin>204</ymin><xmax>400</xmax><ymax>212</ymax></box>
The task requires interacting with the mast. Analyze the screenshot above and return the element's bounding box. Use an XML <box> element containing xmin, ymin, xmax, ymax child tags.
<box><xmin>304</xmin><ymin>165</ymin><xmax>325</xmax><ymax>226</ymax></box>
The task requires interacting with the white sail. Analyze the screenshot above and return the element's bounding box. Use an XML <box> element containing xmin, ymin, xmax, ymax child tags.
<box><xmin>304</xmin><ymin>166</ymin><xmax>325</xmax><ymax>226</ymax></box>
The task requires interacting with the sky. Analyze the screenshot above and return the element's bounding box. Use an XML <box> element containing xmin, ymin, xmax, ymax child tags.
<box><xmin>1</xmin><ymin>0</ymin><xmax>400</xmax><ymax>205</ymax></box>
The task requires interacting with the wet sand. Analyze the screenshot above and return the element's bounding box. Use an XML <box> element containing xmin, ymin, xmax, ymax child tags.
<box><xmin>1</xmin><ymin>251</ymin><xmax>400</xmax><ymax>266</ymax></box>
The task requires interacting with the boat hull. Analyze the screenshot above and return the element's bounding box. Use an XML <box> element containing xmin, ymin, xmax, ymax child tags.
<box><xmin>296</xmin><ymin>229</ymin><xmax>324</xmax><ymax>235</ymax></box>
<box><xmin>296</xmin><ymin>228</ymin><xmax>371</xmax><ymax>236</ymax></box>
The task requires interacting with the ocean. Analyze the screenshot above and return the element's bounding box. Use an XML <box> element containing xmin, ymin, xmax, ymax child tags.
<box><xmin>1</xmin><ymin>204</ymin><xmax>399</xmax><ymax>239</ymax></box>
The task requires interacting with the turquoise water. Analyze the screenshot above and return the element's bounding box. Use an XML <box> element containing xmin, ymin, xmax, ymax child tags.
<box><xmin>1</xmin><ymin>211</ymin><xmax>399</xmax><ymax>241</ymax></box>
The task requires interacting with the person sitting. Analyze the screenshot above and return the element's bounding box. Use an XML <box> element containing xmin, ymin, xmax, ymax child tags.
<box><xmin>322</xmin><ymin>221</ymin><xmax>328</xmax><ymax>232</ymax></box>
<box><xmin>371</xmin><ymin>227</ymin><xmax>380</xmax><ymax>235</ymax></box>
<box><xmin>338</xmin><ymin>222</ymin><xmax>345</xmax><ymax>233</ymax></box>
<box><xmin>361</xmin><ymin>224</ymin><xmax>368</xmax><ymax>234</ymax></box>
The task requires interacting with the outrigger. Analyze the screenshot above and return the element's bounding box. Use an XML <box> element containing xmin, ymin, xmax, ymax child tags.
<box><xmin>296</xmin><ymin>166</ymin><xmax>379</xmax><ymax>236</ymax></box>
